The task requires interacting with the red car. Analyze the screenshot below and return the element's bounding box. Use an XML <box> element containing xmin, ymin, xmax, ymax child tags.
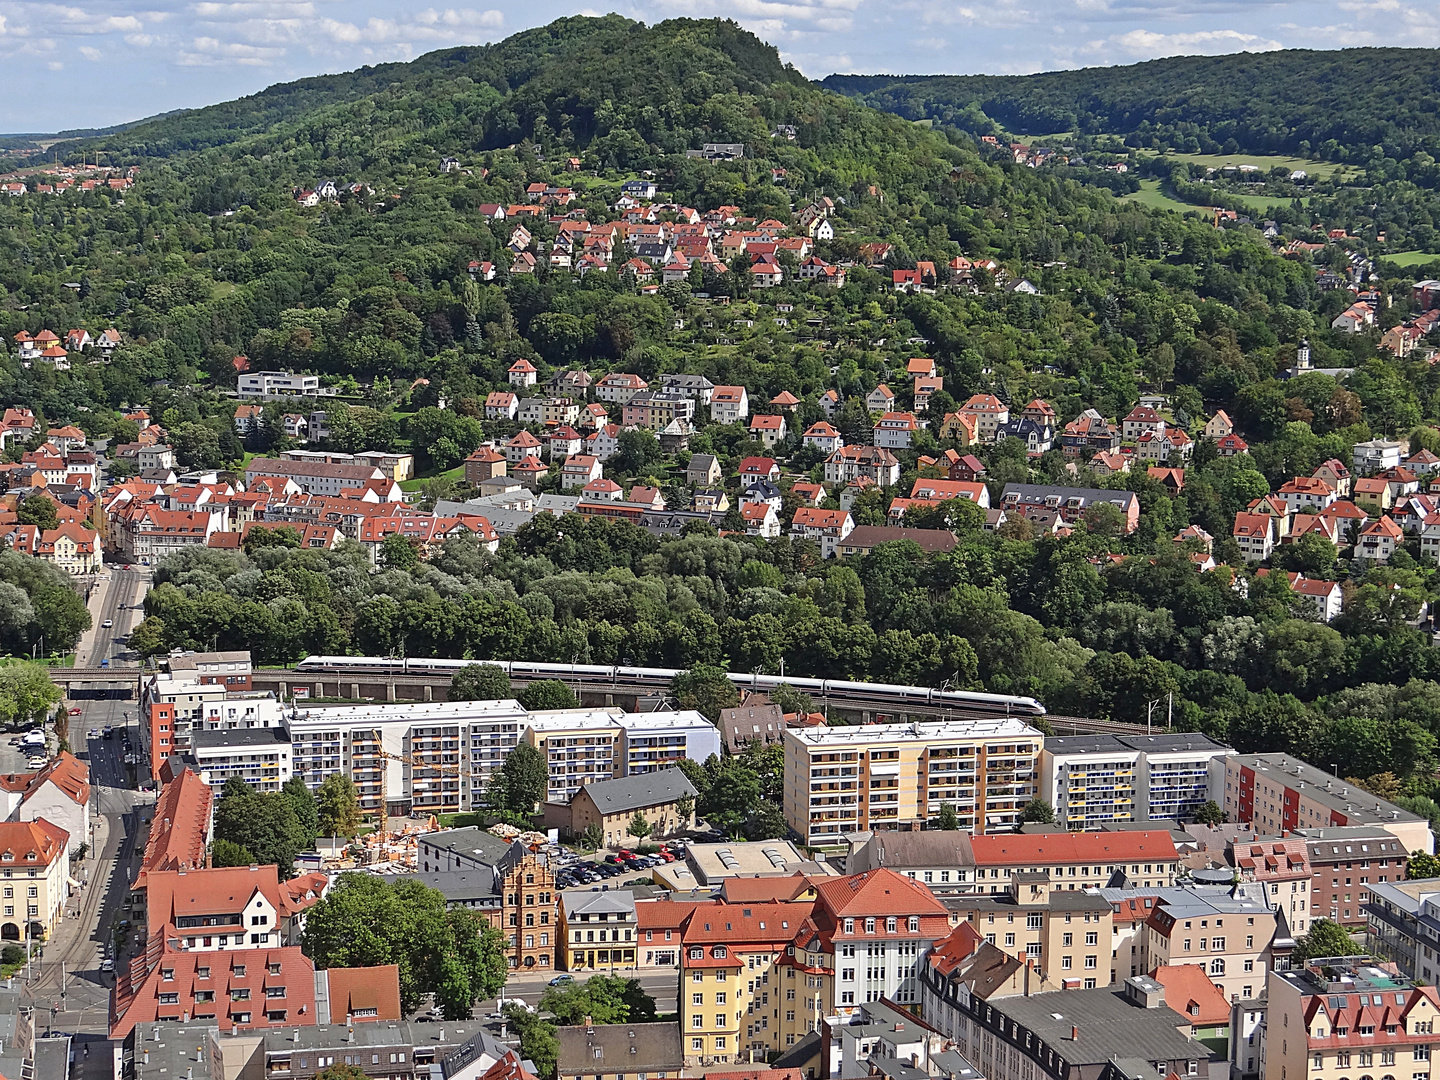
<box><xmin>68</xmin><ymin>707</ymin><xmax>81</xmax><ymax>715</ymax></box>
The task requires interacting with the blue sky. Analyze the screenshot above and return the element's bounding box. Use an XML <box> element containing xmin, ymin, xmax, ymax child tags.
<box><xmin>0</xmin><ymin>0</ymin><xmax>1434</xmax><ymax>132</ymax></box>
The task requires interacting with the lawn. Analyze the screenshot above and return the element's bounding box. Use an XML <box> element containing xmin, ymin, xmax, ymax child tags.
<box><xmin>1134</xmin><ymin>148</ymin><xmax>1349</xmax><ymax>180</ymax></box>
<box><xmin>1123</xmin><ymin>179</ymin><xmax>1205</xmax><ymax>214</ymax></box>
<box><xmin>399</xmin><ymin>463</ymin><xmax>464</xmax><ymax>493</ymax></box>
<box><xmin>1225</xmin><ymin>190</ymin><xmax>1312</xmax><ymax>214</ymax></box>
<box><xmin>1380</xmin><ymin>250</ymin><xmax>1440</xmax><ymax>269</ymax></box>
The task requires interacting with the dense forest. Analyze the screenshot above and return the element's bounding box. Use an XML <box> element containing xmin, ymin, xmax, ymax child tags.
<box><xmin>822</xmin><ymin>50</ymin><xmax>1440</xmax><ymax>161</ymax></box>
<box><xmin>6</xmin><ymin>19</ymin><xmax>1440</xmax><ymax>817</ymax></box>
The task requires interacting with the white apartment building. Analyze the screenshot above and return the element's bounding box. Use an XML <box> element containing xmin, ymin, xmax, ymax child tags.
<box><xmin>192</xmin><ymin>728</ymin><xmax>294</xmax><ymax>792</ymax></box>
<box><xmin>1040</xmin><ymin>733</ymin><xmax>1233</xmax><ymax>830</ymax></box>
<box><xmin>237</xmin><ymin>371</ymin><xmax>322</xmax><ymax>399</ymax></box>
<box><xmin>288</xmin><ymin>698</ymin><xmax>527</xmax><ymax>818</ymax></box>
<box><xmin>615</xmin><ymin>711</ymin><xmax>721</xmax><ymax>775</ymax></box>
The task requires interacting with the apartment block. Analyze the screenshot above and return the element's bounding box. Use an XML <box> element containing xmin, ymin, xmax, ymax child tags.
<box><xmin>945</xmin><ymin>873</ymin><xmax>1115</xmax><ymax>988</ymax></box>
<box><xmin>237</xmin><ymin>371</ymin><xmax>321</xmax><ymax>399</ymax></box>
<box><xmin>1263</xmin><ymin>958</ymin><xmax>1439</xmax><ymax>1080</ymax></box>
<box><xmin>1040</xmin><ymin>734</ymin><xmax>1232</xmax><ymax>830</ymax></box>
<box><xmin>0</xmin><ymin>819</ymin><xmax>69</xmax><ymax>942</ymax></box>
<box><xmin>1366</xmin><ymin>878</ymin><xmax>1440</xmax><ymax>981</ymax></box>
<box><xmin>615</xmin><ymin>711</ymin><xmax>721</xmax><ymax>774</ymax></box>
<box><xmin>1137</xmin><ymin>883</ymin><xmax>1288</xmax><ymax>1002</ymax></box>
<box><xmin>782</xmin><ymin>718</ymin><xmax>1044</xmax><ymax>845</ymax></box>
<box><xmin>191</xmin><ymin>728</ymin><xmax>293</xmax><ymax>792</ymax></box>
<box><xmin>1305</xmin><ymin>825</ymin><xmax>1411</xmax><ymax>927</ymax></box>
<box><xmin>1218</xmin><ymin>753</ymin><xmax>1434</xmax><ymax>855</ymax></box>
<box><xmin>288</xmin><ymin>698</ymin><xmax>527</xmax><ymax>817</ymax></box>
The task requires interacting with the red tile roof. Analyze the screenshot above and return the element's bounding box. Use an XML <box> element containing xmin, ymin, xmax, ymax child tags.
<box><xmin>133</xmin><ymin>767</ymin><xmax>212</xmax><ymax>890</ymax></box>
<box><xmin>324</xmin><ymin>964</ymin><xmax>403</xmax><ymax>1022</ymax></box>
<box><xmin>968</xmin><ymin>830</ymin><xmax>1178</xmax><ymax>867</ymax></box>
<box><xmin>812</xmin><ymin>867</ymin><xmax>950</xmax><ymax>920</ymax></box>
<box><xmin>0</xmin><ymin>819</ymin><xmax>68</xmax><ymax>865</ymax></box>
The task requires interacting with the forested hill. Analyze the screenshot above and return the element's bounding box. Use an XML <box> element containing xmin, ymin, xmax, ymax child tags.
<box><xmin>821</xmin><ymin>49</ymin><xmax>1440</xmax><ymax>159</ymax></box>
<box><xmin>55</xmin><ymin>16</ymin><xmax>802</xmax><ymax>162</ymax></box>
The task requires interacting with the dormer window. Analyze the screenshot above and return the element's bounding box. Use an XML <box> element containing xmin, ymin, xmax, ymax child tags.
<box><xmin>865</xmin><ymin>918</ymin><xmax>876</xmax><ymax>933</ymax></box>
<box><xmin>886</xmin><ymin>917</ymin><xmax>897</xmax><ymax>933</ymax></box>
<box><xmin>713</xmin><ymin>947</ymin><xmax>727</xmax><ymax>958</ymax></box>
<box><xmin>844</xmin><ymin>919</ymin><xmax>854</xmax><ymax>934</ymax></box>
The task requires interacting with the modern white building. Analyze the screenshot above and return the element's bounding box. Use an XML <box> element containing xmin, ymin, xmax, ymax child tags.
<box><xmin>1040</xmin><ymin>733</ymin><xmax>1234</xmax><ymax>829</ymax></box>
<box><xmin>237</xmin><ymin>371</ymin><xmax>322</xmax><ymax>399</ymax></box>
<box><xmin>192</xmin><ymin>728</ymin><xmax>294</xmax><ymax>792</ymax></box>
<box><xmin>615</xmin><ymin>710</ymin><xmax>721</xmax><ymax>774</ymax></box>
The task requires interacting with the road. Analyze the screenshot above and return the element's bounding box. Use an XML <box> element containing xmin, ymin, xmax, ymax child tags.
<box><xmin>22</xmin><ymin>708</ymin><xmax>150</xmax><ymax>1049</ymax></box>
<box><xmin>77</xmin><ymin>568</ymin><xmax>149</xmax><ymax>670</ymax></box>
<box><xmin>472</xmin><ymin>967</ymin><xmax>680</xmax><ymax>1016</ymax></box>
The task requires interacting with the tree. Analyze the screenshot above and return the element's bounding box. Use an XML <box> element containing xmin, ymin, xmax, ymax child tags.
<box><xmin>490</xmin><ymin>741</ymin><xmax>547</xmax><ymax>815</ymax></box>
<box><xmin>933</xmin><ymin>804</ymin><xmax>960</xmax><ymax>830</ymax></box>
<box><xmin>0</xmin><ymin>663</ymin><xmax>62</xmax><ymax>726</ymax></box>
<box><xmin>672</xmin><ymin>665</ymin><xmax>739</xmax><ymax>723</ymax></box>
<box><xmin>303</xmin><ymin>873</ymin><xmax>507</xmax><ymax>1016</ymax></box>
<box><xmin>128</xmin><ymin>616</ymin><xmax>168</xmax><ymax>658</ymax></box>
<box><xmin>516</xmin><ymin>679</ymin><xmax>578</xmax><ymax>711</ymax></box>
<box><xmin>212</xmin><ymin>783</ymin><xmax>307</xmax><ymax>875</ymax></box>
<box><xmin>744</xmin><ymin>800</ymin><xmax>788</xmax><ymax>840</ymax></box>
<box><xmin>768</xmin><ymin>683</ymin><xmax>814</xmax><ymax>716</ymax></box>
<box><xmin>15</xmin><ymin>494</ymin><xmax>57</xmax><ymax>531</ymax></box>
<box><xmin>210</xmin><ymin>838</ymin><xmax>256</xmax><ymax>867</ymax></box>
<box><xmin>1409</xmin><ymin>851</ymin><xmax>1440</xmax><ymax>880</ymax></box>
<box><xmin>316</xmin><ymin>773</ymin><xmax>363</xmax><ymax>838</ymax></box>
<box><xmin>506</xmin><ymin>1006</ymin><xmax>558</xmax><ymax>1079</ymax></box>
<box><xmin>283</xmin><ymin>776</ymin><xmax>319</xmax><ymax>849</ymax></box>
<box><xmin>675</xmin><ymin>794</ymin><xmax>694</xmax><ymax>826</ymax></box>
<box><xmin>380</xmin><ymin>533</ymin><xmax>419</xmax><ymax>571</ymax></box>
<box><xmin>1294</xmin><ymin>919</ymin><xmax>1363</xmax><ymax>963</ymax></box>
<box><xmin>1194</xmin><ymin>800</ymin><xmax>1225</xmax><ymax>826</ymax></box>
<box><xmin>540</xmin><ymin>975</ymin><xmax>656</xmax><ymax>1025</ymax></box>
<box><xmin>580</xmin><ymin>823</ymin><xmax>604</xmax><ymax>850</ymax></box>
<box><xmin>627</xmin><ymin>811</ymin><xmax>653</xmax><ymax>840</ymax></box>
<box><xmin>450</xmin><ymin>663</ymin><xmax>512</xmax><ymax>702</ymax></box>
<box><xmin>613</xmin><ymin>428</ymin><xmax>661</xmax><ymax>474</ymax></box>
<box><xmin>1019</xmin><ymin>797</ymin><xmax>1054</xmax><ymax>824</ymax></box>
<box><xmin>316</xmin><ymin>1067</ymin><xmax>369</xmax><ymax>1080</ymax></box>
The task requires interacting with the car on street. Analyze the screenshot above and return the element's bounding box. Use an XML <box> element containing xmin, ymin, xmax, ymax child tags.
<box><xmin>68</xmin><ymin>707</ymin><xmax>81</xmax><ymax>715</ymax></box>
<box><xmin>548</xmin><ymin>974</ymin><xmax>574</xmax><ymax>986</ymax></box>
<box><xmin>100</xmin><ymin>959</ymin><xmax>115</xmax><ymax>973</ymax></box>
<box><xmin>88</xmin><ymin>729</ymin><xmax>100</xmax><ymax>738</ymax></box>
<box><xmin>101</xmin><ymin>619</ymin><xmax>113</xmax><ymax>628</ymax></box>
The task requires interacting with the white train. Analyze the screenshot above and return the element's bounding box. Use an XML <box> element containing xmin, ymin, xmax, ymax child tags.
<box><xmin>292</xmin><ymin>655</ymin><xmax>1047</xmax><ymax>716</ymax></box>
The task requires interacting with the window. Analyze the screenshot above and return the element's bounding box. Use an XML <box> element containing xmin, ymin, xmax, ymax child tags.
<box><xmin>1063</xmin><ymin>933</ymin><xmax>1073</xmax><ymax>947</ymax></box>
<box><xmin>1085</xmin><ymin>956</ymin><xmax>1097</xmax><ymax>969</ymax></box>
<box><xmin>692</xmin><ymin>994</ymin><xmax>703</xmax><ymax>1006</ymax></box>
<box><xmin>1027</xmin><ymin>914</ymin><xmax>1043</xmax><ymax>929</ymax></box>
<box><xmin>1210</xmin><ymin>959</ymin><xmax>1225</xmax><ymax>975</ymax></box>
<box><xmin>1085</xmin><ymin>932</ymin><xmax>1098</xmax><ymax>946</ymax></box>
<box><xmin>908</xmin><ymin>916</ymin><xmax>919</xmax><ymax>932</ymax></box>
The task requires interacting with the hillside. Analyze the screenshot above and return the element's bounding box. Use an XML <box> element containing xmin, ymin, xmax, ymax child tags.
<box><xmin>822</xmin><ymin>49</ymin><xmax>1440</xmax><ymax>159</ymax></box>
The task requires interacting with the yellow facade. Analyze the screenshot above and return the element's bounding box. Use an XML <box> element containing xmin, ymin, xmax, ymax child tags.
<box><xmin>783</xmin><ymin>719</ymin><xmax>1043</xmax><ymax>846</ymax></box>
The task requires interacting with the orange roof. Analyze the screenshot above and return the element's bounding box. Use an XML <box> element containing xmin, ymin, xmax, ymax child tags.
<box><xmin>133</xmin><ymin>767</ymin><xmax>212</xmax><ymax>889</ymax></box>
<box><xmin>926</xmin><ymin>921</ymin><xmax>987</xmax><ymax>976</ymax></box>
<box><xmin>636</xmin><ymin>899</ymin><xmax>718</xmax><ymax>932</ymax></box>
<box><xmin>717</xmin><ymin>874</ymin><xmax>815</xmax><ymax>904</ymax></box>
<box><xmin>144</xmin><ymin>865</ymin><xmax>325</xmax><ymax>939</ymax></box>
<box><xmin>325</xmin><ymin>964</ymin><xmax>403</xmax><ymax>1022</ymax></box>
<box><xmin>968</xmin><ymin>830</ymin><xmax>1178</xmax><ymax>867</ymax></box>
<box><xmin>479</xmin><ymin>1051</ymin><xmax>541</xmax><ymax>1080</ymax></box>
<box><xmin>15</xmin><ymin>751</ymin><xmax>90</xmax><ymax>807</ymax></box>
<box><xmin>792</xmin><ymin>507</ymin><xmax>850</xmax><ymax>529</ymax></box>
<box><xmin>0</xmin><ymin>818</ymin><xmax>69</xmax><ymax>864</ymax></box>
<box><xmin>1150</xmin><ymin>963</ymin><xmax>1232</xmax><ymax>1025</ymax></box>
<box><xmin>812</xmin><ymin>867</ymin><xmax>950</xmax><ymax>919</ymax></box>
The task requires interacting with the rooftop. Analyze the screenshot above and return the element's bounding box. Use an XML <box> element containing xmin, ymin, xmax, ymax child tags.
<box><xmin>785</xmin><ymin>717</ymin><xmax>1042</xmax><ymax>746</ymax></box>
<box><xmin>572</xmin><ymin>768</ymin><xmax>696</xmax><ymax>814</ymax></box>
<box><xmin>987</xmin><ymin>987</ymin><xmax>1210</xmax><ymax>1067</ymax></box>
<box><xmin>1231</xmin><ymin>753</ymin><xmax>1425</xmax><ymax>826</ymax></box>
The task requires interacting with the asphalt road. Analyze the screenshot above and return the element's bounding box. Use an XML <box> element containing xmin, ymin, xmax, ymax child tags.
<box><xmin>81</xmin><ymin>568</ymin><xmax>149</xmax><ymax>669</ymax></box>
<box><xmin>22</xmin><ymin>710</ymin><xmax>150</xmax><ymax>1044</ymax></box>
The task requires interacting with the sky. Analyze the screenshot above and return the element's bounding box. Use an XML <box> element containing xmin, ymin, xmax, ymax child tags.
<box><xmin>0</xmin><ymin>0</ymin><xmax>1436</xmax><ymax>133</ymax></box>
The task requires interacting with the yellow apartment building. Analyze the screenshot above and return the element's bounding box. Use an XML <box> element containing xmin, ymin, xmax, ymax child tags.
<box><xmin>782</xmin><ymin>718</ymin><xmax>1044</xmax><ymax>846</ymax></box>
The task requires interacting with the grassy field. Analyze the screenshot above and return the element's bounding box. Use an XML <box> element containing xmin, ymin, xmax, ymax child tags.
<box><xmin>1134</xmin><ymin>149</ymin><xmax>1348</xmax><ymax>179</ymax></box>
<box><xmin>1225</xmin><ymin>191</ymin><xmax>1312</xmax><ymax>213</ymax></box>
<box><xmin>1380</xmin><ymin>250</ymin><xmax>1440</xmax><ymax>269</ymax></box>
<box><xmin>1123</xmin><ymin>179</ymin><xmax>1204</xmax><ymax>214</ymax></box>
<box><xmin>399</xmin><ymin>463</ymin><xmax>464</xmax><ymax>493</ymax></box>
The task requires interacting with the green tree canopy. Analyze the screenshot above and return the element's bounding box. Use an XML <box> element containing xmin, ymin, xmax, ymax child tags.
<box><xmin>450</xmin><ymin>663</ymin><xmax>513</xmax><ymax>702</ymax></box>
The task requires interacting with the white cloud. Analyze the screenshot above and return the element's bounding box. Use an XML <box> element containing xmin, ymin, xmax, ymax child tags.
<box><xmin>79</xmin><ymin>43</ymin><xmax>101</xmax><ymax>57</ymax></box>
<box><xmin>1076</xmin><ymin>26</ymin><xmax>1283</xmax><ymax>60</ymax></box>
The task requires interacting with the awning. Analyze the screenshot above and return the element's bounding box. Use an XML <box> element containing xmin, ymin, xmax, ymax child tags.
<box><xmin>67</xmin><ymin>876</ymin><xmax>82</xmax><ymax>889</ymax></box>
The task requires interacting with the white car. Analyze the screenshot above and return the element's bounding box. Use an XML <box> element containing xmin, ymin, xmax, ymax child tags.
<box><xmin>100</xmin><ymin>959</ymin><xmax>115</xmax><ymax>973</ymax></box>
<box><xmin>26</xmin><ymin>757</ymin><xmax>46</xmax><ymax>770</ymax></box>
<box><xmin>101</xmin><ymin>619</ymin><xmax>113</xmax><ymax>628</ymax></box>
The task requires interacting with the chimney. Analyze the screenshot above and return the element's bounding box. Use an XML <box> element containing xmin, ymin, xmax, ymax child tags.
<box><xmin>1071</xmin><ymin>1026</ymin><xmax>1078</xmax><ymax>1041</ymax></box>
<box><xmin>894</xmin><ymin>1024</ymin><xmax>904</xmax><ymax>1033</ymax></box>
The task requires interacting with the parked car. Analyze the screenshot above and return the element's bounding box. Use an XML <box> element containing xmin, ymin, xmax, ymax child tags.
<box><xmin>67</xmin><ymin>707</ymin><xmax>81</xmax><ymax>715</ymax></box>
<box><xmin>100</xmin><ymin>959</ymin><xmax>115</xmax><ymax>973</ymax></box>
<box><xmin>548</xmin><ymin>974</ymin><xmax>574</xmax><ymax>986</ymax></box>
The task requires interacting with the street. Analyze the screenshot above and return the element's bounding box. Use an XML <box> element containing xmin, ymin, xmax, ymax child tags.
<box><xmin>472</xmin><ymin>966</ymin><xmax>680</xmax><ymax>1016</ymax></box>
<box><xmin>76</xmin><ymin>567</ymin><xmax>149</xmax><ymax>670</ymax></box>
<box><xmin>21</xmin><ymin>708</ymin><xmax>149</xmax><ymax>1054</ymax></box>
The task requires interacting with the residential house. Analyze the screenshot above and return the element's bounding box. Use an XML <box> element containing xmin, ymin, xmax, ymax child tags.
<box><xmin>740</xmin><ymin>502</ymin><xmax>781</xmax><ymax>538</ymax></box>
<box><xmin>825</xmin><ymin>446</ymin><xmax>901</xmax><ymax>487</ymax></box>
<box><xmin>749</xmin><ymin>414</ymin><xmax>788</xmax><ymax>448</ymax></box>
<box><xmin>463</xmin><ymin>448</ymin><xmax>507</xmax><ymax>486</ymax></box>
<box><xmin>507</xmin><ymin>359</ymin><xmax>537</xmax><ymax>387</ymax></box>
<box><xmin>1215</xmin><ymin>433</ymin><xmax>1250</xmax><ymax>457</ymax></box>
<box><xmin>559</xmin><ymin>890</ymin><xmax>638</xmax><ymax>972</ymax></box>
<box><xmin>873</xmin><ymin>412</ymin><xmax>920</xmax><ymax>450</ymax></box>
<box><xmin>1121</xmin><ymin>406</ymin><xmax>1166</xmax><ymax>442</ymax></box>
<box><xmin>594</xmin><ymin>373</ymin><xmax>648</xmax><ymax>404</ymax></box>
<box><xmin>866</xmin><ymin>385</ymin><xmax>896</xmax><ymax>413</ymax></box>
<box><xmin>998</xmin><ymin>484</ymin><xmax>1141</xmax><ymax>533</ymax></box>
<box><xmin>503</xmin><ymin>431</ymin><xmax>542</xmax><ymax>464</ymax></box>
<box><xmin>1277</xmin><ymin>476</ymin><xmax>1338</xmax><ymax>514</ymax></box>
<box><xmin>913</xmin><ymin>376</ymin><xmax>945</xmax><ymax>412</ymax></box>
<box><xmin>1353</xmin><ymin>477</ymin><xmax>1393</xmax><ymax>509</ymax></box>
<box><xmin>1204</xmin><ymin>411</ymin><xmax>1234</xmax><ymax>440</ymax></box>
<box><xmin>485</xmin><ymin>392</ymin><xmax>518</xmax><ymax>420</ymax></box>
<box><xmin>996</xmin><ymin>416</ymin><xmax>1053</xmax><ymax>453</ymax></box>
<box><xmin>801</xmin><ymin>421</ymin><xmax>843</xmax><ymax>453</ymax></box>
<box><xmin>1232</xmin><ymin>513</ymin><xmax>1276</xmax><ymax>563</ymax></box>
<box><xmin>790</xmin><ymin>508</ymin><xmax>854</xmax><ymax>557</ymax></box>
<box><xmin>959</xmin><ymin>394</ymin><xmax>1010</xmax><ymax>442</ymax></box>
<box><xmin>1313</xmin><ymin>459</ymin><xmax>1352</xmax><ymax>497</ymax></box>
<box><xmin>940</xmin><ymin>411</ymin><xmax>978</xmax><ymax>446</ymax></box>
<box><xmin>559</xmin><ymin>455</ymin><xmax>603</xmax><ymax>490</ymax></box>
<box><xmin>709</xmin><ymin>385</ymin><xmax>749</xmax><ymax>424</ymax></box>
<box><xmin>1356</xmin><ymin>515</ymin><xmax>1403</xmax><ymax>562</ymax></box>
<box><xmin>738</xmin><ymin>457</ymin><xmax>780</xmax><ymax>484</ymax></box>
<box><xmin>1061</xmin><ymin>410</ymin><xmax>1122</xmax><ymax>456</ymax></box>
<box><xmin>562</xmin><ymin>768</ymin><xmax>696</xmax><ymax>850</ymax></box>
<box><xmin>1354</xmin><ymin>439</ymin><xmax>1403</xmax><ymax>473</ymax></box>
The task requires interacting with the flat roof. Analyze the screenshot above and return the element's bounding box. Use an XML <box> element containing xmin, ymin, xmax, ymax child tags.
<box><xmin>786</xmin><ymin>717</ymin><xmax>1042</xmax><ymax>746</ymax></box>
<box><xmin>1232</xmin><ymin>753</ymin><xmax>1425</xmax><ymax>825</ymax></box>
<box><xmin>1275</xmin><ymin>958</ymin><xmax>1419</xmax><ymax>997</ymax></box>
<box><xmin>525</xmin><ymin>708</ymin><xmax>626</xmax><ymax>732</ymax></box>
<box><xmin>613</xmin><ymin>709</ymin><xmax>713</xmax><ymax>731</ymax></box>
<box><xmin>1119</xmin><ymin>733</ymin><xmax>1229</xmax><ymax>755</ymax></box>
<box><xmin>290</xmin><ymin>698</ymin><xmax>527</xmax><ymax>726</ymax></box>
<box><xmin>1043</xmin><ymin>735</ymin><xmax>1133</xmax><ymax>756</ymax></box>
<box><xmin>192</xmin><ymin>727</ymin><xmax>291</xmax><ymax>750</ymax></box>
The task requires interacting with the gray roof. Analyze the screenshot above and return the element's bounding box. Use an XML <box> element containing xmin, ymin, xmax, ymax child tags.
<box><xmin>1231</xmin><ymin>753</ymin><xmax>1424</xmax><ymax>826</ymax></box>
<box><xmin>536</xmin><ymin>493</ymin><xmax>581</xmax><ymax>514</ymax></box>
<box><xmin>443</xmin><ymin>1027</ymin><xmax>520</xmax><ymax>1080</ymax></box>
<box><xmin>1000</xmin><ymin>483</ymin><xmax>1139</xmax><ymax>510</ymax></box>
<box><xmin>381</xmin><ymin>870</ymin><xmax>498</xmax><ymax>904</ymax></box>
<box><xmin>988</xmin><ymin>989</ymin><xmax>1210</xmax><ymax>1068</ymax></box>
<box><xmin>849</xmin><ymin>830</ymin><xmax>975</xmax><ymax>874</ymax></box>
<box><xmin>192</xmin><ymin>727</ymin><xmax>291</xmax><ymax>750</ymax></box>
<box><xmin>419</xmin><ymin>827</ymin><xmax>515</xmax><ymax>866</ymax></box>
<box><xmin>1043</xmin><ymin>735</ymin><xmax>1131</xmax><ymax>755</ymax></box>
<box><xmin>561</xmin><ymin>889</ymin><xmax>636</xmax><ymax>918</ymax></box>
<box><xmin>573</xmin><ymin>767</ymin><xmax>696</xmax><ymax>814</ymax></box>
<box><xmin>687</xmin><ymin>453</ymin><xmax>718</xmax><ymax>471</ymax></box>
<box><xmin>1118</xmin><ymin>733</ymin><xmax>1228</xmax><ymax>754</ymax></box>
<box><xmin>557</xmin><ymin>1023</ymin><xmax>683</xmax><ymax>1076</ymax></box>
